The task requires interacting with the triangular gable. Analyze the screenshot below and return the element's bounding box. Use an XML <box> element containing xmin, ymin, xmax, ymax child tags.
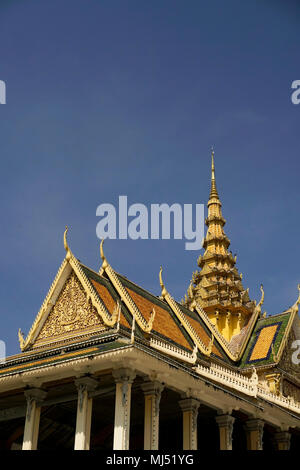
<box><xmin>32</xmin><ymin>271</ymin><xmax>108</xmax><ymax>349</ymax></box>
<box><xmin>19</xmin><ymin>254</ymin><xmax>122</xmax><ymax>351</ymax></box>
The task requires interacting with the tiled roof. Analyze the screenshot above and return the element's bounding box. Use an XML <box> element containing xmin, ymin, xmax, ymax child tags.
<box><xmin>114</xmin><ymin>272</ymin><xmax>230</xmax><ymax>361</ymax></box>
<box><xmin>126</xmin><ymin>287</ymin><xmax>192</xmax><ymax>351</ymax></box>
<box><xmin>81</xmin><ymin>265</ymin><xmax>131</xmax><ymax>329</ymax></box>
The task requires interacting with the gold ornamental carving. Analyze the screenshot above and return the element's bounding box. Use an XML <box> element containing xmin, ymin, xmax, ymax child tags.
<box><xmin>37</xmin><ymin>272</ymin><xmax>106</xmax><ymax>341</ymax></box>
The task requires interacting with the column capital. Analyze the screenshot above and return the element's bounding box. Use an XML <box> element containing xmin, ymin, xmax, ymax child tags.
<box><xmin>24</xmin><ymin>388</ymin><xmax>47</xmax><ymax>420</ymax></box>
<box><xmin>112</xmin><ymin>368</ymin><xmax>136</xmax><ymax>384</ymax></box>
<box><xmin>178</xmin><ymin>398</ymin><xmax>200</xmax><ymax>413</ymax></box>
<box><xmin>215</xmin><ymin>414</ymin><xmax>235</xmax><ymax>427</ymax></box>
<box><xmin>74</xmin><ymin>376</ymin><xmax>98</xmax><ymax>393</ymax></box>
<box><xmin>243</xmin><ymin>418</ymin><xmax>264</xmax><ymax>432</ymax></box>
<box><xmin>24</xmin><ymin>388</ymin><xmax>47</xmax><ymax>401</ymax></box>
<box><xmin>141</xmin><ymin>380</ymin><xmax>164</xmax><ymax>396</ymax></box>
<box><xmin>274</xmin><ymin>431</ymin><xmax>291</xmax><ymax>450</ymax></box>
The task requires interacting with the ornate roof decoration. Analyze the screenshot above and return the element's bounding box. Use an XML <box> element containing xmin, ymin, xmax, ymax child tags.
<box><xmin>240</xmin><ymin>285</ymin><xmax>300</xmax><ymax>369</ymax></box>
<box><xmin>18</xmin><ymin>228</ymin><xmax>121</xmax><ymax>351</ymax></box>
<box><xmin>159</xmin><ymin>267</ymin><xmax>214</xmax><ymax>357</ymax></box>
<box><xmin>100</xmin><ymin>239</ymin><xmax>156</xmax><ymax>334</ymax></box>
<box><xmin>182</xmin><ymin>150</ymin><xmax>257</xmax><ymax>343</ymax></box>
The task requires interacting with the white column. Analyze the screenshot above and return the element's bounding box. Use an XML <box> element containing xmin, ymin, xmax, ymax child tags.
<box><xmin>141</xmin><ymin>381</ymin><xmax>164</xmax><ymax>450</ymax></box>
<box><xmin>112</xmin><ymin>368</ymin><xmax>136</xmax><ymax>450</ymax></box>
<box><xmin>22</xmin><ymin>388</ymin><xmax>47</xmax><ymax>450</ymax></box>
<box><xmin>215</xmin><ymin>414</ymin><xmax>235</xmax><ymax>450</ymax></box>
<box><xmin>74</xmin><ymin>377</ymin><xmax>98</xmax><ymax>450</ymax></box>
<box><xmin>179</xmin><ymin>398</ymin><xmax>200</xmax><ymax>450</ymax></box>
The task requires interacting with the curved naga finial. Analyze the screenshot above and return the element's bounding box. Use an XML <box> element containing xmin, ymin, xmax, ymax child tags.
<box><xmin>64</xmin><ymin>226</ymin><xmax>72</xmax><ymax>261</ymax></box>
<box><xmin>291</xmin><ymin>284</ymin><xmax>300</xmax><ymax>315</ymax></box>
<box><xmin>144</xmin><ymin>307</ymin><xmax>156</xmax><ymax>333</ymax></box>
<box><xmin>100</xmin><ymin>239</ymin><xmax>108</xmax><ymax>270</ymax></box>
<box><xmin>254</xmin><ymin>284</ymin><xmax>264</xmax><ymax>316</ymax></box>
<box><xmin>207</xmin><ymin>334</ymin><xmax>214</xmax><ymax>356</ymax></box>
<box><xmin>159</xmin><ymin>266</ymin><xmax>168</xmax><ymax>298</ymax></box>
<box><xmin>191</xmin><ymin>344</ymin><xmax>198</xmax><ymax>364</ymax></box>
<box><xmin>18</xmin><ymin>328</ymin><xmax>25</xmax><ymax>350</ymax></box>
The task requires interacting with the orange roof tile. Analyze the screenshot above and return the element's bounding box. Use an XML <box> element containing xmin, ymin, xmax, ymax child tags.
<box><xmin>126</xmin><ymin>287</ymin><xmax>192</xmax><ymax>350</ymax></box>
<box><xmin>91</xmin><ymin>279</ymin><xmax>130</xmax><ymax>329</ymax></box>
<box><xmin>185</xmin><ymin>314</ymin><xmax>222</xmax><ymax>357</ymax></box>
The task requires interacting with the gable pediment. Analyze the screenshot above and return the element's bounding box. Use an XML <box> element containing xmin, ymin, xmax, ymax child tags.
<box><xmin>33</xmin><ymin>272</ymin><xmax>107</xmax><ymax>349</ymax></box>
<box><xmin>19</xmin><ymin>253</ymin><xmax>121</xmax><ymax>352</ymax></box>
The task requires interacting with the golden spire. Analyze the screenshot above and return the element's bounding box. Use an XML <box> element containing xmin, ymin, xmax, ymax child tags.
<box><xmin>182</xmin><ymin>149</ymin><xmax>255</xmax><ymax>342</ymax></box>
<box><xmin>209</xmin><ymin>148</ymin><xmax>219</xmax><ymax>200</ymax></box>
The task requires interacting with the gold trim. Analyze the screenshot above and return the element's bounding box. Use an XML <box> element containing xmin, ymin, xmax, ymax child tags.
<box><xmin>99</xmin><ymin>239</ymin><xmax>155</xmax><ymax>333</ymax></box>
<box><xmin>20</xmin><ymin>235</ymin><xmax>121</xmax><ymax>352</ymax></box>
<box><xmin>159</xmin><ymin>267</ymin><xmax>213</xmax><ymax>357</ymax></box>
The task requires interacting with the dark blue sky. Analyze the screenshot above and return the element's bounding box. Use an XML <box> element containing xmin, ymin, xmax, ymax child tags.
<box><xmin>0</xmin><ymin>0</ymin><xmax>299</xmax><ymax>355</ymax></box>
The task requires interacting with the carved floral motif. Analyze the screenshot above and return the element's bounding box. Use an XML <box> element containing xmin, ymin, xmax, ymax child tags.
<box><xmin>36</xmin><ymin>272</ymin><xmax>106</xmax><ymax>342</ymax></box>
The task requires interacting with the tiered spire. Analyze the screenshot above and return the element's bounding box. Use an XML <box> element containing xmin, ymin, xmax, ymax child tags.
<box><xmin>183</xmin><ymin>150</ymin><xmax>255</xmax><ymax>341</ymax></box>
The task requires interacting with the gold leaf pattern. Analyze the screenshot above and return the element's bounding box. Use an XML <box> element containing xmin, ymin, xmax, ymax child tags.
<box><xmin>36</xmin><ymin>272</ymin><xmax>106</xmax><ymax>343</ymax></box>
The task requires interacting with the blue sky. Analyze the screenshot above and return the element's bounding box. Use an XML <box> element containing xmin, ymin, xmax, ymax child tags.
<box><xmin>0</xmin><ymin>0</ymin><xmax>299</xmax><ymax>356</ymax></box>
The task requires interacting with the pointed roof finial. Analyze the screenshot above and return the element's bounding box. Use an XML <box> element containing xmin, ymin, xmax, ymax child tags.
<box><xmin>159</xmin><ymin>266</ymin><xmax>168</xmax><ymax>298</ymax></box>
<box><xmin>291</xmin><ymin>284</ymin><xmax>300</xmax><ymax>315</ymax></box>
<box><xmin>64</xmin><ymin>226</ymin><xmax>72</xmax><ymax>261</ymax></box>
<box><xmin>209</xmin><ymin>147</ymin><xmax>219</xmax><ymax>199</ymax></box>
<box><xmin>100</xmin><ymin>239</ymin><xmax>108</xmax><ymax>270</ymax></box>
